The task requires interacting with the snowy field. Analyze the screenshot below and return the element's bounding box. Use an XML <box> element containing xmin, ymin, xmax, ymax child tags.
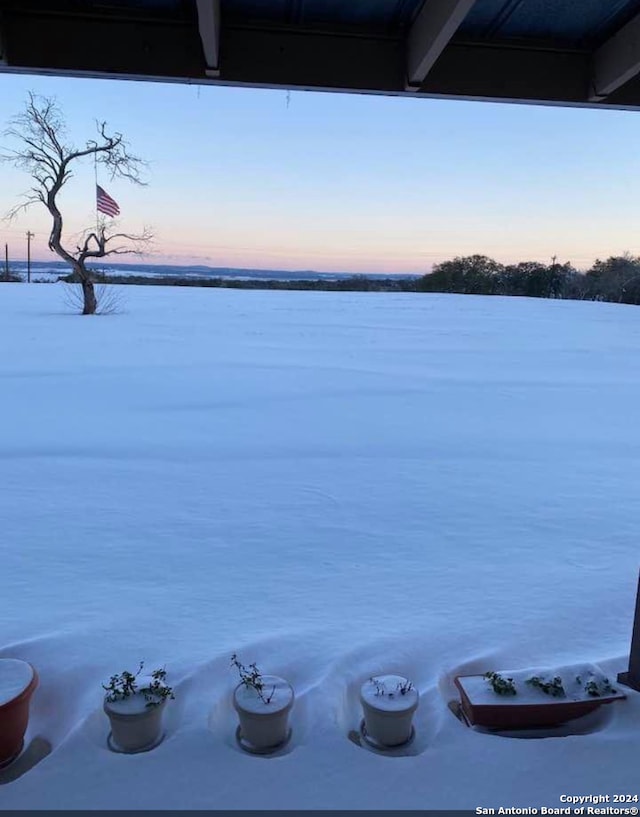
<box><xmin>1</xmin><ymin>283</ymin><xmax>639</xmax><ymax>810</ymax></box>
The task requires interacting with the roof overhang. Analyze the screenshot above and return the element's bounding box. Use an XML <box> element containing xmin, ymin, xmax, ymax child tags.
<box><xmin>2</xmin><ymin>0</ymin><xmax>640</xmax><ymax>110</ymax></box>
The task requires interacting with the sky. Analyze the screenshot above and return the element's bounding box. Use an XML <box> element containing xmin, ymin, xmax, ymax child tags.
<box><xmin>2</xmin><ymin>73</ymin><xmax>640</xmax><ymax>274</ymax></box>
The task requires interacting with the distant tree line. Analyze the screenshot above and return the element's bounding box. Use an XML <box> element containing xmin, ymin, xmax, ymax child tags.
<box><xmin>55</xmin><ymin>253</ymin><xmax>640</xmax><ymax>305</ymax></box>
<box><xmin>416</xmin><ymin>254</ymin><xmax>640</xmax><ymax>305</ymax></box>
<box><xmin>61</xmin><ymin>272</ymin><xmax>418</xmax><ymax>293</ymax></box>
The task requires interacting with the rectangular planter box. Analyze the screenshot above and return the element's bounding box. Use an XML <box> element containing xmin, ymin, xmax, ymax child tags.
<box><xmin>455</xmin><ymin>674</ymin><xmax>626</xmax><ymax>730</ymax></box>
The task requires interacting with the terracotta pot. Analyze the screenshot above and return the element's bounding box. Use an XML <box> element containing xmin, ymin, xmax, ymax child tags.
<box><xmin>104</xmin><ymin>696</ymin><xmax>166</xmax><ymax>753</ymax></box>
<box><xmin>455</xmin><ymin>675</ymin><xmax>626</xmax><ymax>730</ymax></box>
<box><xmin>0</xmin><ymin>660</ymin><xmax>38</xmax><ymax>767</ymax></box>
<box><xmin>233</xmin><ymin>676</ymin><xmax>294</xmax><ymax>751</ymax></box>
<box><xmin>360</xmin><ymin>675</ymin><xmax>419</xmax><ymax>747</ymax></box>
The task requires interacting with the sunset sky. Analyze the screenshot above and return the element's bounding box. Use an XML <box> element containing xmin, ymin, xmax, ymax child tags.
<box><xmin>2</xmin><ymin>72</ymin><xmax>640</xmax><ymax>274</ymax></box>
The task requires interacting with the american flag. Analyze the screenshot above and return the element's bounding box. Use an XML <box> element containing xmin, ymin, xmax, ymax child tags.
<box><xmin>96</xmin><ymin>185</ymin><xmax>120</xmax><ymax>217</ymax></box>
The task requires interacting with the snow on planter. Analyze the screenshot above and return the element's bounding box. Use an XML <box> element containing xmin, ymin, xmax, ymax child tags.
<box><xmin>103</xmin><ymin>666</ymin><xmax>173</xmax><ymax>754</ymax></box>
<box><xmin>233</xmin><ymin>675</ymin><xmax>294</xmax><ymax>753</ymax></box>
<box><xmin>0</xmin><ymin>659</ymin><xmax>38</xmax><ymax>767</ymax></box>
<box><xmin>360</xmin><ymin>674</ymin><xmax>419</xmax><ymax>748</ymax></box>
<box><xmin>455</xmin><ymin>663</ymin><xmax>626</xmax><ymax>730</ymax></box>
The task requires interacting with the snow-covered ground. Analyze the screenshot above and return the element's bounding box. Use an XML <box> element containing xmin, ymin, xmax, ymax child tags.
<box><xmin>1</xmin><ymin>283</ymin><xmax>639</xmax><ymax>809</ymax></box>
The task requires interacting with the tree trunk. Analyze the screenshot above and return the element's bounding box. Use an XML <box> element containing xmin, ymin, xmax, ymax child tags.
<box><xmin>81</xmin><ymin>278</ymin><xmax>97</xmax><ymax>315</ymax></box>
<box><xmin>74</xmin><ymin>260</ymin><xmax>97</xmax><ymax>315</ymax></box>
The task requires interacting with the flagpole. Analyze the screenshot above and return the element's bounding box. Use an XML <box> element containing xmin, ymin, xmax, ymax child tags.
<box><xmin>94</xmin><ymin>151</ymin><xmax>99</xmax><ymax>234</ymax></box>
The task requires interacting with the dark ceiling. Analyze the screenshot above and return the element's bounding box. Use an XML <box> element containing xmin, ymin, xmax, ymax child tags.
<box><xmin>2</xmin><ymin>0</ymin><xmax>640</xmax><ymax>109</ymax></box>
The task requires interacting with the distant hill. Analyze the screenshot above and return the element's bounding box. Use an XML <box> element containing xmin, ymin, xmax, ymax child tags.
<box><xmin>11</xmin><ymin>260</ymin><xmax>419</xmax><ymax>283</ymax></box>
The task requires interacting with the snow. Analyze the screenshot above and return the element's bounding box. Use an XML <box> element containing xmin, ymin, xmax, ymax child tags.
<box><xmin>233</xmin><ymin>676</ymin><xmax>293</xmax><ymax>714</ymax></box>
<box><xmin>103</xmin><ymin>674</ymin><xmax>168</xmax><ymax>715</ymax></box>
<box><xmin>0</xmin><ymin>660</ymin><xmax>34</xmax><ymax>708</ymax></box>
<box><xmin>458</xmin><ymin>664</ymin><xmax>625</xmax><ymax>705</ymax></box>
<box><xmin>104</xmin><ymin>692</ymin><xmax>156</xmax><ymax>716</ymax></box>
<box><xmin>361</xmin><ymin>675</ymin><xmax>418</xmax><ymax>711</ymax></box>
<box><xmin>0</xmin><ymin>283</ymin><xmax>639</xmax><ymax>809</ymax></box>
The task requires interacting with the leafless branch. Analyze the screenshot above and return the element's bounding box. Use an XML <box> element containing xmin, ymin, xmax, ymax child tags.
<box><xmin>62</xmin><ymin>281</ymin><xmax>126</xmax><ymax>316</ymax></box>
<box><xmin>1</xmin><ymin>92</ymin><xmax>152</xmax><ymax>314</ymax></box>
<box><xmin>75</xmin><ymin>223</ymin><xmax>154</xmax><ymax>262</ymax></box>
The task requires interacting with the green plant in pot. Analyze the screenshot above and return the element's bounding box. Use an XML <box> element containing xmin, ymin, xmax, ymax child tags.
<box><xmin>102</xmin><ymin>662</ymin><xmax>174</xmax><ymax>753</ymax></box>
<box><xmin>231</xmin><ymin>654</ymin><xmax>294</xmax><ymax>754</ymax></box>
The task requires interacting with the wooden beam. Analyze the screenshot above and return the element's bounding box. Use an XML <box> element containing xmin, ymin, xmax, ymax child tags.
<box><xmin>1</xmin><ymin>11</ymin><xmax>204</xmax><ymax>78</ymax></box>
<box><xmin>407</xmin><ymin>0</ymin><xmax>478</xmax><ymax>89</ymax></box>
<box><xmin>420</xmin><ymin>43</ymin><xmax>590</xmax><ymax>104</ymax></box>
<box><xmin>591</xmin><ymin>12</ymin><xmax>640</xmax><ymax>101</ymax></box>
<box><xmin>222</xmin><ymin>26</ymin><xmax>404</xmax><ymax>93</ymax></box>
<box><xmin>196</xmin><ymin>0</ymin><xmax>221</xmax><ymax>78</ymax></box>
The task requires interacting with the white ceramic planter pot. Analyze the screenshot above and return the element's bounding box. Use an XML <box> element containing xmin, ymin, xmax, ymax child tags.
<box><xmin>360</xmin><ymin>674</ymin><xmax>419</xmax><ymax>747</ymax></box>
<box><xmin>233</xmin><ymin>675</ymin><xmax>294</xmax><ymax>752</ymax></box>
<box><xmin>104</xmin><ymin>694</ymin><xmax>167</xmax><ymax>753</ymax></box>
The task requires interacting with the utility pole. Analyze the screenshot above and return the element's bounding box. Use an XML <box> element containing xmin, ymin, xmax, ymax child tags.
<box><xmin>26</xmin><ymin>231</ymin><xmax>34</xmax><ymax>283</ymax></box>
<box><xmin>4</xmin><ymin>243</ymin><xmax>8</xmax><ymax>282</ymax></box>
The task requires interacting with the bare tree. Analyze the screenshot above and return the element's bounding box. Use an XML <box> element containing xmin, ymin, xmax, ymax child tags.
<box><xmin>1</xmin><ymin>93</ymin><xmax>151</xmax><ymax>314</ymax></box>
